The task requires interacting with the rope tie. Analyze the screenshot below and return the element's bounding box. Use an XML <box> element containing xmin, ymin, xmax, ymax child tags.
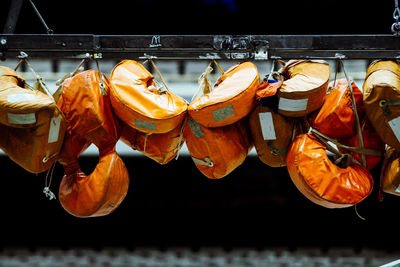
<box><xmin>143</xmin><ymin>133</ymin><xmax>152</xmax><ymax>153</ymax></box>
<box><xmin>94</xmin><ymin>56</ymin><xmax>107</xmax><ymax>96</ymax></box>
<box><xmin>14</xmin><ymin>52</ymin><xmax>53</xmax><ymax>99</ymax></box>
<box><xmin>312</xmin><ymin>129</ymin><xmax>362</xmax><ymax>167</ymax></box>
<box><xmin>192</xmin><ymin>156</ymin><xmax>214</xmax><ymax>167</ymax></box>
<box><xmin>143</xmin><ymin>59</ymin><xmax>170</xmax><ymax>94</ymax></box>
<box><xmin>339</xmin><ymin>58</ymin><xmax>367</xmax><ymax>168</ymax></box>
<box><xmin>174</xmin><ymin>116</ymin><xmax>188</xmax><ymax>160</ymax></box>
<box><xmin>43</xmin><ymin>162</ymin><xmax>56</xmax><ymax>200</ymax></box>
<box><xmin>191</xmin><ymin>62</ymin><xmax>213</xmax><ymax>102</ymax></box>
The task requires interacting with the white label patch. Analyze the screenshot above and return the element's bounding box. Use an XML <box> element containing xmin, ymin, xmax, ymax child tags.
<box><xmin>48</xmin><ymin>116</ymin><xmax>61</xmax><ymax>143</ymax></box>
<box><xmin>7</xmin><ymin>113</ymin><xmax>36</xmax><ymax>124</ymax></box>
<box><xmin>389</xmin><ymin>116</ymin><xmax>400</xmax><ymax>143</ymax></box>
<box><xmin>135</xmin><ymin>118</ymin><xmax>157</xmax><ymax>131</ymax></box>
<box><xmin>278</xmin><ymin>97</ymin><xmax>308</xmax><ymax>112</ymax></box>
<box><xmin>7</xmin><ymin>93</ymin><xmax>35</xmax><ymax>103</ymax></box>
<box><xmin>258</xmin><ymin>112</ymin><xmax>276</xmax><ymax>140</ymax></box>
<box><xmin>212</xmin><ymin>104</ymin><xmax>235</xmax><ymax>122</ymax></box>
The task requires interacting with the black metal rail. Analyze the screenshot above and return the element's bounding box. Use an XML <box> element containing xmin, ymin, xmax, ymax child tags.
<box><xmin>0</xmin><ymin>34</ymin><xmax>399</xmax><ymax>60</ymax></box>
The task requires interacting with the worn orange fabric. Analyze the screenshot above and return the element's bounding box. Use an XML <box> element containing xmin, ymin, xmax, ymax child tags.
<box><xmin>286</xmin><ymin>133</ymin><xmax>373</xmax><ymax>208</ymax></box>
<box><xmin>363</xmin><ymin>60</ymin><xmax>400</xmax><ymax>150</ymax></box>
<box><xmin>249</xmin><ymin>103</ymin><xmax>294</xmax><ymax>167</ymax></box>
<box><xmin>277</xmin><ymin>60</ymin><xmax>330</xmax><ymax>117</ymax></box>
<box><xmin>184</xmin><ymin>116</ymin><xmax>253</xmax><ymax>179</ymax></box>
<box><xmin>311</xmin><ymin>78</ymin><xmax>364</xmax><ymax>139</ymax></box>
<box><xmin>339</xmin><ymin>118</ymin><xmax>385</xmax><ymax>170</ymax></box>
<box><xmin>120</xmin><ymin>121</ymin><xmax>185</xmax><ymax>165</ymax></box>
<box><xmin>188</xmin><ymin>62</ymin><xmax>260</xmax><ymax>127</ymax></box>
<box><xmin>0</xmin><ymin>66</ymin><xmax>66</xmax><ymax>173</ymax></box>
<box><xmin>109</xmin><ymin>60</ymin><xmax>187</xmax><ymax>134</ymax></box>
<box><xmin>57</xmin><ymin>70</ymin><xmax>129</xmax><ymax>217</ymax></box>
<box><xmin>255</xmin><ymin>79</ymin><xmax>283</xmax><ymax>100</ymax></box>
<box><xmin>380</xmin><ymin>146</ymin><xmax>400</xmax><ymax>196</ymax></box>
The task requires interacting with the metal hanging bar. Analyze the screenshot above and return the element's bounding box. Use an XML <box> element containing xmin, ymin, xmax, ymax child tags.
<box><xmin>0</xmin><ymin>34</ymin><xmax>399</xmax><ymax>60</ymax></box>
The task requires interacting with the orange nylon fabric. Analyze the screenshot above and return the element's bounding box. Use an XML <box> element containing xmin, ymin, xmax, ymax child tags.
<box><xmin>339</xmin><ymin>118</ymin><xmax>385</xmax><ymax>170</ymax></box>
<box><xmin>188</xmin><ymin>62</ymin><xmax>260</xmax><ymax>127</ymax></box>
<box><xmin>120</xmin><ymin>122</ymin><xmax>185</xmax><ymax>165</ymax></box>
<box><xmin>0</xmin><ymin>66</ymin><xmax>66</xmax><ymax>173</ymax></box>
<box><xmin>363</xmin><ymin>60</ymin><xmax>400</xmax><ymax>150</ymax></box>
<box><xmin>311</xmin><ymin>79</ymin><xmax>364</xmax><ymax>139</ymax></box>
<box><xmin>286</xmin><ymin>133</ymin><xmax>373</xmax><ymax>208</ymax></box>
<box><xmin>277</xmin><ymin>60</ymin><xmax>330</xmax><ymax>117</ymax></box>
<box><xmin>255</xmin><ymin>79</ymin><xmax>283</xmax><ymax>100</ymax></box>
<box><xmin>249</xmin><ymin>103</ymin><xmax>294</xmax><ymax>167</ymax></box>
<box><xmin>57</xmin><ymin>70</ymin><xmax>129</xmax><ymax>217</ymax></box>
<box><xmin>184</xmin><ymin>116</ymin><xmax>253</xmax><ymax>179</ymax></box>
<box><xmin>380</xmin><ymin>146</ymin><xmax>400</xmax><ymax>196</ymax></box>
<box><xmin>109</xmin><ymin>60</ymin><xmax>188</xmax><ymax>134</ymax></box>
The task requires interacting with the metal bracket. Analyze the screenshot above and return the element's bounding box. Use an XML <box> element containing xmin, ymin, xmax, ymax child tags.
<box><xmin>213</xmin><ymin>35</ymin><xmax>252</xmax><ymax>51</ymax></box>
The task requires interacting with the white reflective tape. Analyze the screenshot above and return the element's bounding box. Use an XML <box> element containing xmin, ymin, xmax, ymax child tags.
<box><xmin>7</xmin><ymin>93</ymin><xmax>36</xmax><ymax>103</ymax></box>
<box><xmin>258</xmin><ymin>112</ymin><xmax>276</xmax><ymax>140</ymax></box>
<box><xmin>7</xmin><ymin>113</ymin><xmax>36</xmax><ymax>124</ymax></box>
<box><xmin>278</xmin><ymin>97</ymin><xmax>308</xmax><ymax>112</ymax></box>
<box><xmin>48</xmin><ymin>116</ymin><xmax>61</xmax><ymax>143</ymax></box>
<box><xmin>389</xmin><ymin>116</ymin><xmax>400</xmax><ymax>143</ymax></box>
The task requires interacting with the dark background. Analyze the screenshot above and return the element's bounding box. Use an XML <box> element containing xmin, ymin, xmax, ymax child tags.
<box><xmin>0</xmin><ymin>0</ymin><xmax>396</xmax><ymax>35</ymax></box>
<box><xmin>1</xmin><ymin>0</ymin><xmax>399</xmax><ymax>252</ymax></box>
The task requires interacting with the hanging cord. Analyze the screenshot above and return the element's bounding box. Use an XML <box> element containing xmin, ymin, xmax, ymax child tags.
<box><xmin>191</xmin><ymin>61</ymin><xmax>214</xmax><ymax>102</ymax></box>
<box><xmin>212</xmin><ymin>60</ymin><xmax>224</xmax><ymax>76</ymax></box>
<box><xmin>393</xmin><ymin>0</ymin><xmax>400</xmax><ymax>35</ymax></box>
<box><xmin>55</xmin><ymin>58</ymin><xmax>87</xmax><ymax>87</ymax></box>
<box><xmin>339</xmin><ymin>58</ymin><xmax>367</xmax><ymax>168</ymax></box>
<box><xmin>142</xmin><ymin>59</ymin><xmax>171</xmax><ymax>94</ymax></box>
<box><xmin>53</xmin><ymin>58</ymin><xmax>87</xmax><ymax>100</ymax></box>
<box><xmin>28</xmin><ymin>0</ymin><xmax>53</xmax><ymax>35</ymax></box>
<box><xmin>330</xmin><ymin>60</ymin><xmax>340</xmax><ymax>91</ymax></box>
<box><xmin>43</xmin><ymin>162</ymin><xmax>56</xmax><ymax>200</ymax></box>
<box><xmin>93</xmin><ymin>54</ymin><xmax>107</xmax><ymax>96</ymax></box>
<box><xmin>312</xmin><ymin>129</ymin><xmax>362</xmax><ymax>167</ymax></box>
<box><xmin>14</xmin><ymin>52</ymin><xmax>53</xmax><ymax>99</ymax></box>
<box><xmin>174</xmin><ymin>115</ymin><xmax>188</xmax><ymax>160</ymax></box>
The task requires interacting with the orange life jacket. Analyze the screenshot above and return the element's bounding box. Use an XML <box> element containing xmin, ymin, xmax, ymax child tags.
<box><xmin>184</xmin><ymin>116</ymin><xmax>253</xmax><ymax>179</ymax></box>
<box><xmin>363</xmin><ymin>60</ymin><xmax>400</xmax><ymax>150</ymax></box>
<box><xmin>57</xmin><ymin>70</ymin><xmax>129</xmax><ymax>217</ymax></box>
<box><xmin>0</xmin><ymin>66</ymin><xmax>66</xmax><ymax>173</ymax></box>
<box><xmin>277</xmin><ymin>60</ymin><xmax>330</xmax><ymax>117</ymax></box>
<box><xmin>286</xmin><ymin>133</ymin><xmax>373</xmax><ymax>208</ymax></box>
<box><xmin>188</xmin><ymin>62</ymin><xmax>259</xmax><ymax>127</ymax></box>
<box><xmin>311</xmin><ymin>78</ymin><xmax>364</xmax><ymax>139</ymax></box>
<box><xmin>120</xmin><ymin>121</ymin><xmax>185</xmax><ymax>165</ymax></box>
<box><xmin>109</xmin><ymin>60</ymin><xmax>187</xmax><ymax>134</ymax></box>
<box><xmin>249</xmin><ymin>102</ymin><xmax>294</xmax><ymax>167</ymax></box>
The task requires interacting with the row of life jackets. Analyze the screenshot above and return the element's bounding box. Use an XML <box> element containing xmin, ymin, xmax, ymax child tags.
<box><xmin>251</xmin><ymin>59</ymin><xmax>387</xmax><ymax>208</ymax></box>
<box><xmin>2</xmin><ymin>59</ymin><xmax>400</xmax><ymax>216</ymax></box>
